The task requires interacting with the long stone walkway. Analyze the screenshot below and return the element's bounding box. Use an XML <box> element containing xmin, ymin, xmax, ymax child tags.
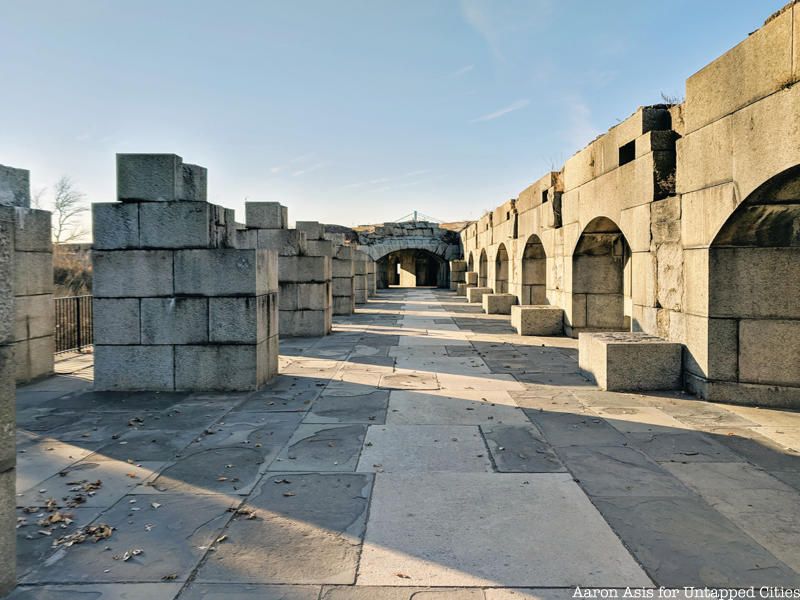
<box><xmin>10</xmin><ymin>288</ymin><xmax>800</xmax><ymax>598</ymax></box>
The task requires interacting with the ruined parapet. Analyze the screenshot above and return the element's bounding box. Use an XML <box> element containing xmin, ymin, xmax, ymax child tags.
<box><xmin>450</xmin><ymin>260</ymin><xmax>467</xmax><ymax>291</ymax></box>
<box><xmin>352</xmin><ymin>249</ymin><xmax>369</xmax><ymax>304</ymax></box>
<box><xmin>0</xmin><ymin>202</ymin><xmax>15</xmax><ymax>595</ymax></box>
<box><xmin>0</xmin><ymin>165</ymin><xmax>54</xmax><ymax>383</ymax></box>
<box><xmin>331</xmin><ymin>244</ymin><xmax>355</xmax><ymax>315</ymax></box>
<box><xmin>93</xmin><ymin>154</ymin><xmax>279</xmax><ymax>391</ymax></box>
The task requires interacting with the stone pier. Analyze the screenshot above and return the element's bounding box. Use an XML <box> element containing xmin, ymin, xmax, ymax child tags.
<box><xmin>353</xmin><ymin>249</ymin><xmax>369</xmax><ymax>305</ymax></box>
<box><xmin>0</xmin><ymin>189</ymin><xmax>15</xmax><ymax>596</ymax></box>
<box><xmin>92</xmin><ymin>153</ymin><xmax>280</xmax><ymax>391</ymax></box>
<box><xmin>0</xmin><ymin>166</ymin><xmax>54</xmax><ymax>384</ymax></box>
<box><xmin>331</xmin><ymin>240</ymin><xmax>356</xmax><ymax>316</ymax></box>
<box><xmin>450</xmin><ymin>259</ymin><xmax>467</xmax><ymax>290</ymax></box>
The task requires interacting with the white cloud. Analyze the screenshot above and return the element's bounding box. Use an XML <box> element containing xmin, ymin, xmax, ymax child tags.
<box><xmin>449</xmin><ymin>64</ymin><xmax>475</xmax><ymax>77</ymax></box>
<box><xmin>471</xmin><ymin>99</ymin><xmax>529</xmax><ymax>123</ymax></box>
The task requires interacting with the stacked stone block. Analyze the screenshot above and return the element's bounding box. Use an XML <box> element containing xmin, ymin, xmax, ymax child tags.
<box><xmin>93</xmin><ymin>154</ymin><xmax>279</xmax><ymax>391</ymax></box>
<box><xmin>353</xmin><ymin>249</ymin><xmax>369</xmax><ymax>305</ymax></box>
<box><xmin>0</xmin><ymin>198</ymin><xmax>15</xmax><ymax>595</ymax></box>
<box><xmin>366</xmin><ymin>259</ymin><xmax>377</xmax><ymax>297</ymax></box>
<box><xmin>450</xmin><ymin>259</ymin><xmax>467</xmax><ymax>291</ymax></box>
<box><xmin>0</xmin><ymin>165</ymin><xmax>54</xmax><ymax>383</ymax></box>
<box><xmin>331</xmin><ymin>243</ymin><xmax>355</xmax><ymax>316</ymax></box>
<box><xmin>283</xmin><ymin>220</ymin><xmax>333</xmax><ymax>336</ymax></box>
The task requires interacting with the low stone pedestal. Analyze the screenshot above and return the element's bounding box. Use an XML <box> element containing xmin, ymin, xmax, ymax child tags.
<box><xmin>482</xmin><ymin>293</ymin><xmax>518</xmax><ymax>315</ymax></box>
<box><xmin>455</xmin><ymin>283</ymin><xmax>468</xmax><ymax>296</ymax></box>
<box><xmin>578</xmin><ymin>332</ymin><xmax>682</xmax><ymax>391</ymax></box>
<box><xmin>466</xmin><ymin>287</ymin><xmax>493</xmax><ymax>303</ymax></box>
<box><xmin>511</xmin><ymin>305</ymin><xmax>563</xmax><ymax>336</ymax></box>
<box><xmin>465</xmin><ymin>272</ymin><xmax>478</xmax><ymax>286</ymax></box>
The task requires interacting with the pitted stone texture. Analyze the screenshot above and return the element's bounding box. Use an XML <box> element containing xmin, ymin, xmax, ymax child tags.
<box><xmin>245</xmin><ymin>202</ymin><xmax>288</xmax><ymax>229</ymax></box>
<box><xmin>578</xmin><ymin>332</ymin><xmax>682</xmax><ymax>391</ymax></box>
<box><xmin>511</xmin><ymin>305</ymin><xmax>563</xmax><ymax>336</ymax></box>
<box><xmin>117</xmin><ymin>154</ymin><xmax>183</xmax><ymax>202</ymax></box>
<box><xmin>0</xmin><ymin>165</ymin><xmax>30</xmax><ymax>207</ymax></box>
<box><xmin>358</xmin><ymin>472</ymin><xmax>651</xmax><ymax>587</ymax></box>
<box><xmin>195</xmin><ymin>473</ymin><xmax>371</xmax><ymax>584</ymax></box>
<box><xmin>482</xmin><ymin>293</ymin><xmax>518</xmax><ymax>315</ymax></box>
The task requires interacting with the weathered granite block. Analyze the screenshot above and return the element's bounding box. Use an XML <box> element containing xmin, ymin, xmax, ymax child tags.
<box><xmin>92</xmin><ymin>202</ymin><xmax>139</xmax><ymax>250</ymax></box>
<box><xmin>295</xmin><ymin>220</ymin><xmax>324</xmax><ymax>240</ymax></box>
<box><xmin>483</xmin><ymin>293</ymin><xmax>518</xmax><ymax>315</ymax></box>
<box><xmin>175</xmin><ymin>343</ymin><xmax>274</xmax><ymax>391</ymax></box>
<box><xmin>466</xmin><ymin>286</ymin><xmax>493</xmax><ymax>303</ymax></box>
<box><xmin>0</xmin><ymin>215</ymin><xmax>13</xmax><ymax>345</ymax></box>
<box><xmin>208</xmin><ymin>295</ymin><xmax>271</xmax><ymax>344</ymax></box>
<box><xmin>141</xmin><ymin>297</ymin><xmax>209</xmax><ymax>344</ymax></box>
<box><xmin>255</xmin><ymin>229</ymin><xmax>306</xmax><ymax>255</ymax></box>
<box><xmin>333</xmin><ymin>294</ymin><xmax>355</xmax><ymax>316</ymax></box>
<box><xmin>0</xmin><ymin>164</ymin><xmax>30</xmax><ymax>207</ymax></box>
<box><xmin>93</xmin><ymin>250</ymin><xmax>174</xmax><ymax>297</ymax></box>
<box><xmin>12</xmin><ymin>209</ymin><xmax>51</xmax><ymax>252</ymax></box>
<box><xmin>13</xmin><ymin>251</ymin><xmax>52</xmax><ymax>297</ymax></box>
<box><xmin>306</xmin><ymin>239</ymin><xmax>334</xmax><ymax>257</ymax></box>
<box><xmin>280</xmin><ymin>282</ymin><xmax>329</xmax><ymax>311</ymax></box>
<box><xmin>117</xmin><ymin>154</ymin><xmax>182</xmax><ymax>202</ymax></box>
<box><xmin>94</xmin><ymin>344</ymin><xmax>175</xmax><ymax>391</ymax></box>
<box><xmin>0</xmin><ymin>468</ymin><xmax>14</xmax><ymax>595</ymax></box>
<box><xmin>456</xmin><ymin>282</ymin><xmax>468</xmax><ymax>296</ymax></box>
<box><xmin>139</xmin><ymin>201</ymin><xmax>215</xmax><ymax>248</ymax></box>
<box><xmin>174</xmin><ymin>249</ymin><xmax>277</xmax><ymax>296</ymax></box>
<box><xmin>465</xmin><ymin>272</ymin><xmax>478</xmax><ymax>286</ymax></box>
<box><xmin>180</xmin><ymin>163</ymin><xmax>208</xmax><ymax>202</ymax></box>
<box><xmin>245</xmin><ymin>202</ymin><xmax>287</xmax><ymax>229</ymax></box>
<box><xmin>511</xmin><ymin>305</ymin><xmax>564</xmax><ymax>336</ymax></box>
<box><xmin>280</xmin><ymin>308</ymin><xmax>332</xmax><ymax>337</ymax></box>
<box><xmin>279</xmin><ymin>255</ymin><xmax>331</xmax><ymax>283</ymax></box>
<box><xmin>0</xmin><ymin>345</ymin><xmax>14</xmax><ymax>470</ymax></box>
<box><xmin>333</xmin><ymin>256</ymin><xmax>354</xmax><ymax>278</ymax></box>
<box><xmin>93</xmin><ymin>298</ymin><xmax>141</xmax><ymax>345</ymax></box>
<box><xmin>13</xmin><ymin>335</ymin><xmax>54</xmax><ymax>382</ymax></box>
<box><xmin>578</xmin><ymin>331</ymin><xmax>682</xmax><ymax>391</ymax></box>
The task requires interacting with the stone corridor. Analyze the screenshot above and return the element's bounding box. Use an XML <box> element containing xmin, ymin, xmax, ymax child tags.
<box><xmin>10</xmin><ymin>289</ymin><xmax>800</xmax><ymax>598</ymax></box>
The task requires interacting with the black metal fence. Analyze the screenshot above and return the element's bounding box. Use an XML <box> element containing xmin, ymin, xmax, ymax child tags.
<box><xmin>54</xmin><ymin>295</ymin><xmax>93</xmax><ymax>353</ymax></box>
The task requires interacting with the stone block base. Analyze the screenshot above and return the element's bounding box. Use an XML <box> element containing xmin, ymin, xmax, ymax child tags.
<box><xmin>482</xmin><ymin>293</ymin><xmax>518</xmax><ymax>315</ymax></box>
<box><xmin>511</xmin><ymin>305</ymin><xmax>563</xmax><ymax>336</ymax></box>
<box><xmin>333</xmin><ymin>295</ymin><xmax>355</xmax><ymax>316</ymax></box>
<box><xmin>0</xmin><ymin>468</ymin><xmax>14</xmax><ymax>595</ymax></box>
<box><xmin>455</xmin><ymin>283</ymin><xmax>468</xmax><ymax>296</ymax></box>
<box><xmin>280</xmin><ymin>308</ymin><xmax>333</xmax><ymax>337</ymax></box>
<box><xmin>466</xmin><ymin>287</ymin><xmax>493</xmax><ymax>304</ymax></box>
<box><xmin>579</xmin><ymin>332</ymin><xmax>682</xmax><ymax>391</ymax></box>
<box><xmin>465</xmin><ymin>272</ymin><xmax>478</xmax><ymax>286</ymax></box>
<box><xmin>685</xmin><ymin>372</ymin><xmax>800</xmax><ymax>409</ymax></box>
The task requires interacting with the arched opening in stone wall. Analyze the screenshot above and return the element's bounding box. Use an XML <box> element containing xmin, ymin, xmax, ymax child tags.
<box><xmin>377</xmin><ymin>248</ymin><xmax>448</xmax><ymax>288</ymax></box>
<box><xmin>707</xmin><ymin>165</ymin><xmax>800</xmax><ymax>401</ymax></box>
<box><xmin>495</xmin><ymin>244</ymin><xmax>509</xmax><ymax>293</ymax></box>
<box><xmin>571</xmin><ymin>217</ymin><xmax>631</xmax><ymax>334</ymax></box>
<box><xmin>521</xmin><ymin>234</ymin><xmax>546</xmax><ymax>304</ymax></box>
<box><xmin>467</xmin><ymin>252</ymin><xmax>474</xmax><ymax>273</ymax></box>
<box><xmin>478</xmin><ymin>250</ymin><xmax>488</xmax><ymax>287</ymax></box>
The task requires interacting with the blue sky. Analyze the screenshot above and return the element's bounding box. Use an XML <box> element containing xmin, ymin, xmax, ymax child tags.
<box><xmin>0</xmin><ymin>0</ymin><xmax>785</xmax><ymax>232</ymax></box>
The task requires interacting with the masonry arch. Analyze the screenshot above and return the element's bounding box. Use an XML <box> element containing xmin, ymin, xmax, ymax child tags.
<box><xmin>521</xmin><ymin>234</ymin><xmax>546</xmax><ymax>305</ymax></box>
<box><xmin>467</xmin><ymin>251</ymin><xmax>474</xmax><ymax>273</ymax></box>
<box><xmin>706</xmin><ymin>165</ymin><xmax>800</xmax><ymax>402</ymax></box>
<box><xmin>478</xmin><ymin>250</ymin><xmax>488</xmax><ymax>287</ymax></box>
<box><xmin>376</xmin><ymin>248</ymin><xmax>449</xmax><ymax>288</ymax></box>
<box><xmin>495</xmin><ymin>244</ymin><xmax>510</xmax><ymax>293</ymax></box>
<box><xmin>571</xmin><ymin>217</ymin><xmax>631</xmax><ymax>334</ymax></box>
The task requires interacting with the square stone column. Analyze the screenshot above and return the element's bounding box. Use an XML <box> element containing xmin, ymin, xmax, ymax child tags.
<box><xmin>0</xmin><ymin>165</ymin><xmax>54</xmax><ymax>383</ymax></box>
<box><xmin>0</xmin><ymin>204</ymin><xmax>15</xmax><ymax>595</ymax></box>
<box><xmin>352</xmin><ymin>250</ymin><xmax>369</xmax><ymax>305</ymax></box>
<box><xmin>93</xmin><ymin>154</ymin><xmax>279</xmax><ymax>391</ymax></box>
<box><xmin>331</xmin><ymin>245</ymin><xmax>355</xmax><ymax>315</ymax></box>
<box><xmin>450</xmin><ymin>259</ymin><xmax>467</xmax><ymax>290</ymax></box>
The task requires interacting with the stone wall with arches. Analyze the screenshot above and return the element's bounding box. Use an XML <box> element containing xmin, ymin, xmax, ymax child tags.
<box><xmin>459</xmin><ymin>3</ymin><xmax>800</xmax><ymax>407</ymax></box>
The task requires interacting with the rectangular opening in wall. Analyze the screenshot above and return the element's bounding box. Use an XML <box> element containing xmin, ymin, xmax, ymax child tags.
<box><xmin>618</xmin><ymin>141</ymin><xmax>635</xmax><ymax>166</ymax></box>
<box><xmin>541</xmin><ymin>190</ymin><xmax>548</xmax><ymax>203</ymax></box>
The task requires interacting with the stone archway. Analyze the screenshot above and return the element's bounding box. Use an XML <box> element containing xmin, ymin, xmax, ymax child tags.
<box><xmin>571</xmin><ymin>217</ymin><xmax>631</xmax><ymax>335</ymax></box>
<box><xmin>705</xmin><ymin>165</ymin><xmax>800</xmax><ymax>404</ymax></box>
<box><xmin>378</xmin><ymin>248</ymin><xmax>448</xmax><ymax>287</ymax></box>
<box><xmin>478</xmin><ymin>250</ymin><xmax>488</xmax><ymax>287</ymax></box>
<box><xmin>495</xmin><ymin>244</ymin><xmax>509</xmax><ymax>293</ymax></box>
<box><xmin>467</xmin><ymin>251</ymin><xmax>474</xmax><ymax>273</ymax></box>
<box><xmin>521</xmin><ymin>234</ymin><xmax>546</xmax><ymax>304</ymax></box>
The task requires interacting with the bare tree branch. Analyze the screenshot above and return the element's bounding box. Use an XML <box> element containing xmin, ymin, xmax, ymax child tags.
<box><xmin>50</xmin><ymin>176</ymin><xmax>88</xmax><ymax>243</ymax></box>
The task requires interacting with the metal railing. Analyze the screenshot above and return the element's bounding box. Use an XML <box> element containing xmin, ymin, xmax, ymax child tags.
<box><xmin>54</xmin><ymin>295</ymin><xmax>93</xmax><ymax>354</ymax></box>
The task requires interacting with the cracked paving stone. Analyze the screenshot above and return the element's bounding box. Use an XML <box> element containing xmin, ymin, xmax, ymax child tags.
<box><xmin>6</xmin><ymin>583</ymin><xmax>184</xmax><ymax>599</ymax></box>
<box><xmin>48</xmin><ymin>391</ymin><xmax>189</xmax><ymax>413</ymax></box>
<box><xmin>304</xmin><ymin>391</ymin><xmax>390</xmax><ymax>424</ymax></box>
<box><xmin>481</xmin><ymin>425</ymin><xmax>565</xmax><ymax>472</ymax></box>
<box><xmin>708</xmin><ymin>427</ymin><xmax>800</xmax><ymax>472</ymax></box>
<box><xmin>386</xmin><ymin>390</ymin><xmax>528</xmax><ymax>426</ymax></box>
<box><xmin>40</xmin><ymin>411</ymin><xmax>165</xmax><ymax>444</ymax></box>
<box><xmin>556</xmin><ymin>445</ymin><xmax>692</xmax><ymax>497</ymax></box>
<box><xmin>180</xmin><ymin>584</ymin><xmax>320</xmax><ymax>599</ymax></box>
<box><xmin>523</xmin><ymin>412</ymin><xmax>627</xmax><ymax>447</ymax></box>
<box><xmin>187</xmin><ymin>411</ymin><xmax>302</xmax><ymax>452</ymax></box>
<box><xmin>234</xmin><ymin>388</ymin><xmax>321</xmax><ymax>412</ymax></box>
<box><xmin>272</xmin><ymin>424</ymin><xmax>367</xmax><ymax>471</ymax></box>
<box><xmin>21</xmin><ymin>493</ymin><xmax>236</xmax><ymax>584</ymax></box>
<box><xmin>147</xmin><ymin>447</ymin><xmax>267</xmax><ymax>495</ymax></box>
<box><xmin>626</xmin><ymin>431</ymin><xmax>742</xmax><ymax>463</ymax></box>
<box><xmin>592</xmin><ymin>495</ymin><xmax>800</xmax><ymax>587</ymax></box>
<box><xmin>379</xmin><ymin>372</ymin><xmax>439</xmax><ymax>390</ymax></box>
<box><xmin>94</xmin><ymin>428</ymin><xmax>200</xmax><ymax>462</ymax></box>
<box><xmin>195</xmin><ymin>473</ymin><xmax>371</xmax><ymax>585</ymax></box>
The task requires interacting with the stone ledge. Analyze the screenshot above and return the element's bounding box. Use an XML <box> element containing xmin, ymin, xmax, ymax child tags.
<box><xmin>578</xmin><ymin>331</ymin><xmax>682</xmax><ymax>391</ymax></box>
<box><xmin>466</xmin><ymin>287</ymin><xmax>493</xmax><ymax>304</ymax></box>
<box><xmin>482</xmin><ymin>293</ymin><xmax>518</xmax><ymax>315</ymax></box>
<box><xmin>511</xmin><ymin>305</ymin><xmax>563</xmax><ymax>336</ymax></box>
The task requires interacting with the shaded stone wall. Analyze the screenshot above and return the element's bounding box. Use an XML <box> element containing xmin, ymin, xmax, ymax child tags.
<box><xmin>460</xmin><ymin>3</ymin><xmax>800</xmax><ymax>407</ymax></box>
<box><xmin>0</xmin><ymin>166</ymin><xmax>54</xmax><ymax>383</ymax></box>
<box><xmin>93</xmin><ymin>154</ymin><xmax>279</xmax><ymax>391</ymax></box>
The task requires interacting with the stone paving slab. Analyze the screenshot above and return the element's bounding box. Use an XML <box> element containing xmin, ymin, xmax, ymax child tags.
<box><xmin>272</xmin><ymin>424</ymin><xmax>367</xmax><ymax>472</ymax></box>
<box><xmin>321</xmin><ymin>587</ymin><xmax>486</xmax><ymax>599</ymax></box>
<box><xmin>181</xmin><ymin>584</ymin><xmax>320</xmax><ymax>599</ymax></box>
<box><xmin>357</xmin><ymin>425</ymin><xmax>491</xmax><ymax>473</ymax></box>
<box><xmin>7</xmin><ymin>584</ymin><xmax>183</xmax><ymax>599</ymax></box>
<box><xmin>625</xmin><ymin>431</ymin><xmax>742</xmax><ymax>462</ymax></box>
<box><xmin>304</xmin><ymin>391</ymin><xmax>389</xmax><ymax>424</ymax></box>
<box><xmin>481</xmin><ymin>425</ymin><xmax>565</xmax><ymax>472</ymax></box>
<box><xmin>523</xmin><ymin>412</ymin><xmax>627</xmax><ymax>447</ymax></box>
<box><xmin>195</xmin><ymin>473</ymin><xmax>371</xmax><ymax>584</ymax></box>
<box><xmin>386</xmin><ymin>390</ymin><xmax>528</xmax><ymax>426</ymax></box>
<box><xmin>16</xmin><ymin>441</ymin><xmax>100</xmax><ymax>493</ymax></box>
<box><xmin>357</xmin><ymin>472</ymin><xmax>651</xmax><ymax>587</ymax></box>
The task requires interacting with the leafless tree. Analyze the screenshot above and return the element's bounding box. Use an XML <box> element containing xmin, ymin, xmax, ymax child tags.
<box><xmin>49</xmin><ymin>176</ymin><xmax>88</xmax><ymax>243</ymax></box>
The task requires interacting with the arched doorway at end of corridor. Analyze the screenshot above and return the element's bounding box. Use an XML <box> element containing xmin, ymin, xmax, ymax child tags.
<box><xmin>377</xmin><ymin>248</ymin><xmax>449</xmax><ymax>288</ymax></box>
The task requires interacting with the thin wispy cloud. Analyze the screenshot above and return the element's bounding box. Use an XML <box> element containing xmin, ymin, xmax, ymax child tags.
<box><xmin>270</xmin><ymin>152</ymin><xmax>317</xmax><ymax>175</ymax></box>
<box><xmin>449</xmin><ymin>64</ymin><xmax>474</xmax><ymax>77</ymax></box>
<box><xmin>471</xmin><ymin>99</ymin><xmax>530</xmax><ymax>123</ymax></box>
<box><xmin>292</xmin><ymin>161</ymin><xmax>330</xmax><ymax>177</ymax></box>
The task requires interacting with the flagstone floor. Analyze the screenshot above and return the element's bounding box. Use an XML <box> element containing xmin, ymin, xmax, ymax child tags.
<box><xmin>10</xmin><ymin>288</ymin><xmax>800</xmax><ymax>599</ymax></box>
